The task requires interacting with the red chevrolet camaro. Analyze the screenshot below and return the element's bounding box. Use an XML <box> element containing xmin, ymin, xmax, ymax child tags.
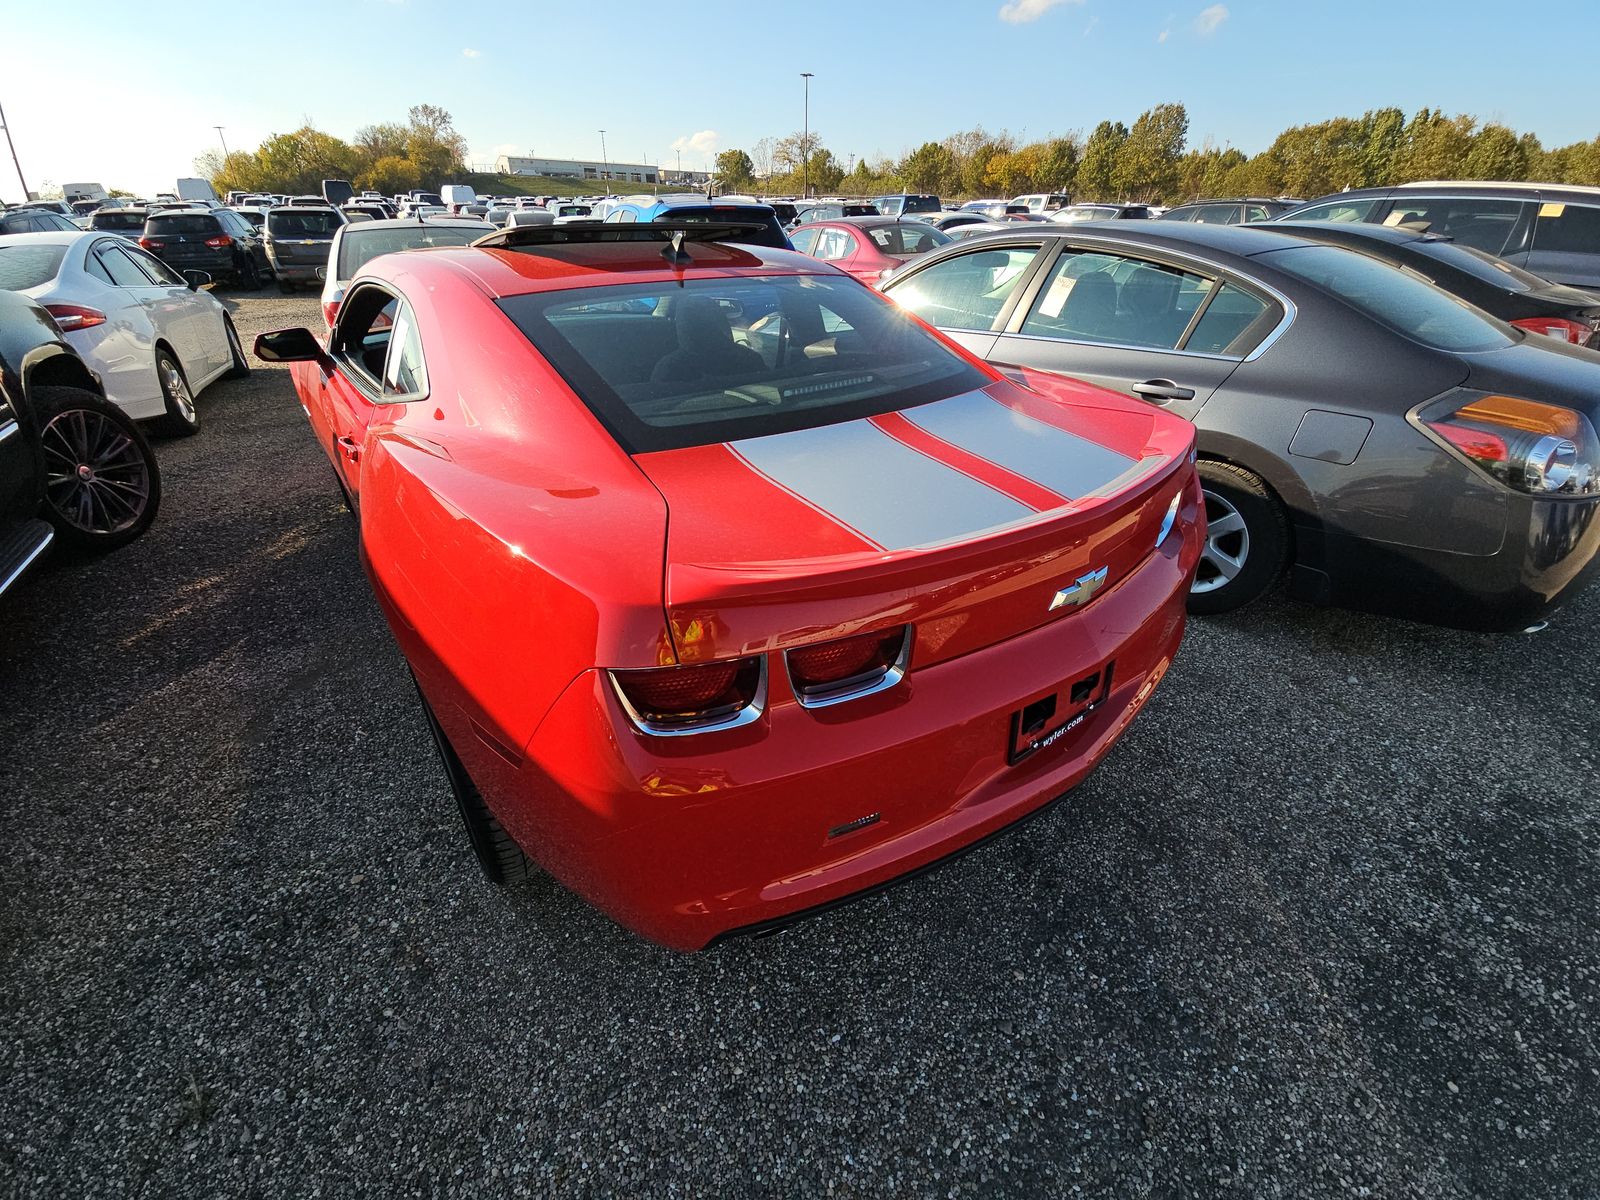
<box><xmin>256</xmin><ymin>223</ymin><xmax>1204</xmax><ymax>950</ymax></box>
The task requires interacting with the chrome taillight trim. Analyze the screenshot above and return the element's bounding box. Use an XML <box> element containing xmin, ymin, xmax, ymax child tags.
<box><xmin>1155</xmin><ymin>491</ymin><xmax>1182</xmax><ymax>548</ymax></box>
<box><xmin>608</xmin><ymin>657</ymin><xmax>768</xmax><ymax>738</ymax></box>
<box><xmin>786</xmin><ymin>626</ymin><xmax>913</xmax><ymax>710</ymax></box>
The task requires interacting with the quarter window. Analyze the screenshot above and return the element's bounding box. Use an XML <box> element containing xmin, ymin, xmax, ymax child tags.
<box><xmin>888</xmin><ymin>245</ymin><xmax>1040</xmax><ymax>331</ymax></box>
<box><xmin>1286</xmin><ymin>197</ymin><xmax>1378</xmax><ymax>224</ymax></box>
<box><xmin>813</xmin><ymin>229</ymin><xmax>855</xmax><ymax>261</ymax></box>
<box><xmin>1184</xmin><ymin>283</ymin><xmax>1273</xmax><ymax>355</ymax></box>
<box><xmin>335</xmin><ymin>287</ymin><xmax>428</xmax><ymax>401</ymax></box>
<box><xmin>97</xmin><ymin>245</ymin><xmax>155</xmax><ymax>287</ymax></box>
<box><xmin>1019</xmin><ymin>250</ymin><xmax>1211</xmax><ymax>350</ymax></box>
<box><xmin>1532</xmin><ymin>202</ymin><xmax>1600</xmax><ymax>254</ymax></box>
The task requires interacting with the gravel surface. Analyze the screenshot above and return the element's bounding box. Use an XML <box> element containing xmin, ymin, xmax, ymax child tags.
<box><xmin>2</xmin><ymin>288</ymin><xmax>1597</xmax><ymax>1199</ymax></box>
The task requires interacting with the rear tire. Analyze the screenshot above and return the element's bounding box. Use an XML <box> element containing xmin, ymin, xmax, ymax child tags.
<box><xmin>237</xmin><ymin>254</ymin><xmax>261</xmax><ymax>290</ymax></box>
<box><xmin>154</xmin><ymin>349</ymin><xmax>200</xmax><ymax>438</ymax></box>
<box><xmin>33</xmin><ymin>385</ymin><xmax>161</xmax><ymax>552</ymax></box>
<box><xmin>413</xmin><ymin>678</ymin><xmax>534</xmax><ymax>884</ymax></box>
<box><xmin>1187</xmin><ymin>460</ymin><xmax>1290</xmax><ymax>615</ymax></box>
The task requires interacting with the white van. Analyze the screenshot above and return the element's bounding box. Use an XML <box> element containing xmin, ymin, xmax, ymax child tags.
<box><xmin>175</xmin><ymin>177</ymin><xmax>220</xmax><ymax>204</ymax></box>
<box><xmin>439</xmin><ymin>184</ymin><xmax>477</xmax><ymax>207</ymax></box>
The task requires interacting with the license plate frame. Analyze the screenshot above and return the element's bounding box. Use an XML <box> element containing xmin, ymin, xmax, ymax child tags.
<box><xmin>1007</xmin><ymin>661</ymin><xmax>1114</xmax><ymax>766</ymax></box>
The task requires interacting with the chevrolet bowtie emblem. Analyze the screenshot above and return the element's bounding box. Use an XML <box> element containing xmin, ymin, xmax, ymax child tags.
<box><xmin>1050</xmin><ymin>567</ymin><xmax>1109</xmax><ymax>611</ymax></box>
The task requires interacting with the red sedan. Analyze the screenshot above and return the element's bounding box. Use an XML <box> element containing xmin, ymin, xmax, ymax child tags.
<box><xmin>255</xmin><ymin>223</ymin><xmax>1204</xmax><ymax>950</ymax></box>
<box><xmin>789</xmin><ymin>215</ymin><xmax>953</xmax><ymax>286</ymax></box>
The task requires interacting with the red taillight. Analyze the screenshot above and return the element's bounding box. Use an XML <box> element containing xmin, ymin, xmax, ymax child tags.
<box><xmin>204</xmin><ymin>234</ymin><xmax>233</xmax><ymax>248</ymax></box>
<box><xmin>1431</xmin><ymin>421</ymin><xmax>1508</xmax><ymax>463</ymax></box>
<box><xmin>1511</xmin><ymin>316</ymin><xmax>1589</xmax><ymax>345</ymax></box>
<box><xmin>322</xmin><ymin>300</ymin><xmax>340</xmax><ymax>329</ymax></box>
<box><xmin>785</xmin><ymin>627</ymin><xmax>909</xmax><ymax>707</ymax></box>
<box><xmin>610</xmin><ymin>656</ymin><xmax>764</xmax><ymax>732</ymax></box>
<box><xmin>139</xmin><ymin>237</ymin><xmax>160</xmax><ymax>249</ymax></box>
<box><xmin>44</xmin><ymin>303</ymin><xmax>108</xmax><ymax>331</ymax></box>
<box><xmin>1422</xmin><ymin>393</ymin><xmax>1599</xmax><ymax>495</ymax></box>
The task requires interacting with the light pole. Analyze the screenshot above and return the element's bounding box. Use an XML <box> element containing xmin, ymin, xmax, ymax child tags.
<box><xmin>214</xmin><ymin>125</ymin><xmax>230</xmax><ymax>160</ymax></box>
<box><xmin>598</xmin><ymin>129</ymin><xmax>608</xmax><ymax>183</ymax></box>
<box><xmin>800</xmin><ymin>72</ymin><xmax>814</xmax><ymax>198</ymax></box>
<box><xmin>0</xmin><ymin>98</ymin><xmax>30</xmax><ymax>200</ymax></box>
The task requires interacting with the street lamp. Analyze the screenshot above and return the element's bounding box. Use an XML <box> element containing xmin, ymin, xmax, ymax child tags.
<box><xmin>214</xmin><ymin>125</ymin><xmax>230</xmax><ymax>160</ymax></box>
<box><xmin>0</xmin><ymin>98</ymin><xmax>29</xmax><ymax>200</ymax></box>
<box><xmin>598</xmin><ymin>129</ymin><xmax>608</xmax><ymax>182</ymax></box>
<box><xmin>800</xmin><ymin>72</ymin><xmax>814</xmax><ymax>198</ymax></box>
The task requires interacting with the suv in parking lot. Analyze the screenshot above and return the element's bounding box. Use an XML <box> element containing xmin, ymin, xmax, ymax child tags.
<box><xmin>138</xmin><ymin>209</ymin><xmax>269</xmax><ymax>288</ymax></box>
<box><xmin>1276</xmin><ymin>182</ymin><xmax>1600</xmax><ymax>289</ymax></box>
<box><xmin>872</xmin><ymin>194</ymin><xmax>941</xmax><ymax>218</ymax></box>
<box><xmin>263</xmin><ymin>207</ymin><xmax>344</xmax><ymax>292</ymax></box>
<box><xmin>0</xmin><ymin>208</ymin><xmax>80</xmax><ymax>234</ymax></box>
<box><xmin>87</xmin><ymin>207</ymin><xmax>149</xmax><ymax>240</ymax></box>
<box><xmin>602</xmin><ymin>194</ymin><xmax>791</xmax><ymax>248</ymax></box>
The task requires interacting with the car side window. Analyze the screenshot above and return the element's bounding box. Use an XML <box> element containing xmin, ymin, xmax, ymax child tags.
<box><xmin>1381</xmin><ymin>197</ymin><xmax>1526</xmax><ymax>255</ymax></box>
<box><xmin>813</xmin><ymin>229</ymin><xmax>853</xmax><ymax>260</ymax></box>
<box><xmin>1243</xmin><ymin>204</ymin><xmax>1270</xmax><ymax>223</ymax></box>
<box><xmin>789</xmin><ymin>227</ymin><xmax>820</xmax><ymax>255</ymax></box>
<box><xmin>1183</xmin><ymin>282</ymin><xmax>1275</xmax><ymax>355</ymax></box>
<box><xmin>1288</xmin><ymin>197</ymin><xmax>1378</xmax><ymax>224</ymax></box>
<box><xmin>124</xmin><ymin>245</ymin><xmax>185</xmax><ymax>286</ymax></box>
<box><xmin>382</xmin><ymin>304</ymin><xmax>428</xmax><ymax>398</ymax></box>
<box><xmin>1019</xmin><ymin>250</ymin><xmax>1211</xmax><ymax>350</ymax></box>
<box><xmin>889</xmin><ymin>245</ymin><xmax>1040</xmax><ymax>331</ymax></box>
<box><xmin>1192</xmin><ymin>204</ymin><xmax>1241</xmax><ymax>225</ymax></box>
<box><xmin>335</xmin><ymin>286</ymin><xmax>426</xmax><ymax>402</ymax></box>
<box><xmin>97</xmin><ymin>244</ymin><xmax>156</xmax><ymax>287</ymax></box>
<box><xmin>1532</xmin><ymin>202</ymin><xmax>1600</xmax><ymax>255</ymax></box>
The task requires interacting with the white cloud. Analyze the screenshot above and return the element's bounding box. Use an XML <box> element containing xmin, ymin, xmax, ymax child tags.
<box><xmin>461</xmin><ymin>47</ymin><xmax>482</xmax><ymax>58</ymax></box>
<box><xmin>998</xmin><ymin>0</ymin><xmax>1083</xmax><ymax>24</ymax></box>
<box><xmin>1193</xmin><ymin>3</ymin><xmax>1228</xmax><ymax>34</ymax></box>
<box><xmin>671</xmin><ymin>129</ymin><xmax>720</xmax><ymax>157</ymax></box>
<box><xmin>1083</xmin><ymin>14</ymin><xmax>1099</xmax><ymax>35</ymax></box>
<box><xmin>1157</xmin><ymin>28</ymin><xmax>1170</xmax><ymax>42</ymax></box>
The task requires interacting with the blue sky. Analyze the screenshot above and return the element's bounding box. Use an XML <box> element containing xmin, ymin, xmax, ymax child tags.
<box><xmin>3</xmin><ymin>0</ymin><xmax>1595</xmax><ymax>200</ymax></box>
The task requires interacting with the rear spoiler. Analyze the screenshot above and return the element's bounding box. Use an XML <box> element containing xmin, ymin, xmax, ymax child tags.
<box><xmin>472</xmin><ymin>220</ymin><xmax>774</xmax><ymax>264</ymax></box>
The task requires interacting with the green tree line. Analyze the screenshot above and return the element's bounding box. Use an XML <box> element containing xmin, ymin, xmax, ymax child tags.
<box><xmin>198</xmin><ymin>105</ymin><xmax>470</xmax><ymax>196</ymax></box>
<box><xmin>714</xmin><ymin>105</ymin><xmax>1600</xmax><ymax>202</ymax></box>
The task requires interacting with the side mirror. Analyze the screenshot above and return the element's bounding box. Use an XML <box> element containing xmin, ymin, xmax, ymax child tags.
<box><xmin>254</xmin><ymin>327</ymin><xmax>332</xmax><ymax>367</ymax></box>
<box><xmin>183</xmin><ymin>270</ymin><xmax>211</xmax><ymax>291</ymax></box>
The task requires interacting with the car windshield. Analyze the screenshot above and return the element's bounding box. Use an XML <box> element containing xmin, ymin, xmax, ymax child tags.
<box><xmin>147</xmin><ymin>214</ymin><xmax>218</xmax><ymax>234</ymax></box>
<box><xmin>269</xmin><ymin>210</ymin><xmax>342</xmax><ymax>236</ymax></box>
<box><xmin>1264</xmin><ymin>244</ymin><xmax>1515</xmax><ymax>352</ymax></box>
<box><xmin>867</xmin><ymin>223</ymin><xmax>953</xmax><ymax>257</ymax></box>
<box><xmin>499</xmin><ymin>273</ymin><xmax>990</xmax><ymax>454</ymax></box>
<box><xmin>0</xmin><ymin>243</ymin><xmax>68</xmax><ymax>290</ymax></box>
<box><xmin>1413</xmin><ymin>241</ymin><xmax>1542</xmax><ymax>294</ymax></box>
<box><xmin>337</xmin><ymin>225</ymin><xmax>490</xmax><ymax>278</ymax></box>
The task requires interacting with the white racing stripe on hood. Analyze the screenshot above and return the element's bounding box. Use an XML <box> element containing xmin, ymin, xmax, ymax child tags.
<box><xmin>729</xmin><ymin>419</ymin><xmax>1034</xmax><ymax>551</ymax></box>
<box><xmin>902</xmin><ymin>389</ymin><xmax>1137</xmax><ymax>499</ymax></box>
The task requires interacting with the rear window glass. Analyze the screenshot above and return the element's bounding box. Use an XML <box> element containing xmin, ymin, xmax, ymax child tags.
<box><xmin>498</xmin><ymin>273</ymin><xmax>989</xmax><ymax>453</ymax></box>
<box><xmin>651</xmin><ymin>207</ymin><xmax>789</xmax><ymax>249</ymax></box>
<box><xmin>1413</xmin><ymin>241</ymin><xmax>1541</xmax><ymax>293</ymax></box>
<box><xmin>92</xmin><ymin>211</ymin><xmax>146</xmax><ymax>231</ymax></box>
<box><xmin>0</xmin><ymin>243</ymin><xmax>68</xmax><ymax>290</ymax></box>
<box><xmin>1264</xmin><ymin>244</ymin><xmax>1513</xmax><ymax>352</ymax></box>
<box><xmin>268</xmin><ymin>210</ymin><xmax>342</xmax><ymax>236</ymax></box>
<box><xmin>337</xmin><ymin>225</ymin><xmax>490</xmax><ymax>278</ymax></box>
<box><xmin>146</xmin><ymin>214</ymin><xmax>219</xmax><ymax>234</ymax></box>
<box><xmin>1533</xmin><ymin>202</ymin><xmax>1600</xmax><ymax>254</ymax></box>
<box><xmin>900</xmin><ymin>196</ymin><xmax>940</xmax><ymax>214</ymax></box>
<box><xmin>867</xmin><ymin>223</ymin><xmax>952</xmax><ymax>256</ymax></box>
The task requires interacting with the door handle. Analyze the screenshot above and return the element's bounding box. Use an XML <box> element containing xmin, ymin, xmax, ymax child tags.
<box><xmin>1131</xmin><ymin>379</ymin><xmax>1196</xmax><ymax>403</ymax></box>
<box><xmin>335</xmin><ymin>436</ymin><xmax>360</xmax><ymax>465</ymax></box>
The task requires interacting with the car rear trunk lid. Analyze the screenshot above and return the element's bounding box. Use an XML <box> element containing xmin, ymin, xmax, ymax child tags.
<box><xmin>633</xmin><ymin>380</ymin><xmax>1195</xmax><ymax>666</ymax></box>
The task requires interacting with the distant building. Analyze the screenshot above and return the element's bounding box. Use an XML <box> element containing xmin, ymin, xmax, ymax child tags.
<box><xmin>496</xmin><ymin>154</ymin><xmax>660</xmax><ymax>185</ymax></box>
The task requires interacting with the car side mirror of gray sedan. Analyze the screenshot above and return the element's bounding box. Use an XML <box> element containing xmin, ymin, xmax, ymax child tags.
<box><xmin>254</xmin><ymin>327</ymin><xmax>331</xmax><ymax>368</ymax></box>
<box><xmin>183</xmin><ymin>270</ymin><xmax>211</xmax><ymax>291</ymax></box>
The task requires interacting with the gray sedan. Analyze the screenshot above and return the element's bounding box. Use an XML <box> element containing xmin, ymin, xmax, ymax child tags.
<box><xmin>880</xmin><ymin>222</ymin><xmax>1600</xmax><ymax>630</ymax></box>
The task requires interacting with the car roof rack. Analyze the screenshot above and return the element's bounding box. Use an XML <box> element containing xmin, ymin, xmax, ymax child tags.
<box><xmin>471</xmin><ymin>219</ymin><xmax>773</xmax><ymax>264</ymax></box>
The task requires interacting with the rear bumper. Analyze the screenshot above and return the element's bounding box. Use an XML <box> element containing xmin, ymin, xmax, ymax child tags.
<box><xmin>406</xmin><ymin>503</ymin><xmax>1201</xmax><ymax>951</ymax></box>
<box><xmin>267</xmin><ymin>260</ymin><xmax>326</xmax><ymax>282</ymax></box>
<box><xmin>1297</xmin><ymin>492</ymin><xmax>1600</xmax><ymax>631</ymax></box>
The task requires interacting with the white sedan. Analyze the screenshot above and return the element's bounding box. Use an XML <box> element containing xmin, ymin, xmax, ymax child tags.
<box><xmin>0</xmin><ymin>231</ymin><xmax>247</xmax><ymax>436</ymax></box>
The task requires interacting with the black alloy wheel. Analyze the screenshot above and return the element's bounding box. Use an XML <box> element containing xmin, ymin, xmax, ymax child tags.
<box><xmin>34</xmin><ymin>385</ymin><xmax>161</xmax><ymax>552</ymax></box>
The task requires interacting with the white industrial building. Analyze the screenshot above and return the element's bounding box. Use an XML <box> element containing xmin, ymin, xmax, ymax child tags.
<box><xmin>495</xmin><ymin>154</ymin><xmax>660</xmax><ymax>184</ymax></box>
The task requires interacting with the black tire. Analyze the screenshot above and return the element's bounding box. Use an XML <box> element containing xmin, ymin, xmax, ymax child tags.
<box><xmin>223</xmin><ymin>315</ymin><xmax>251</xmax><ymax>379</ymax></box>
<box><xmin>236</xmin><ymin>254</ymin><xmax>261</xmax><ymax>290</ymax></box>
<box><xmin>153</xmin><ymin>349</ymin><xmax>200</xmax><ymax>438</ymax></box>
<box><xmin>414</xmin><ymin>678</ymin><xmax>534</xmax><ymax>884</ymax></box>
<box><xmin>33</xmin><ymin>385</ymin><xmax>161</xmax><ymax>552</ymax></box>
<box><xmin>1187</xmin><ymin>460</ymin><xmax>1290</xmax><ymax>616</ymax></box>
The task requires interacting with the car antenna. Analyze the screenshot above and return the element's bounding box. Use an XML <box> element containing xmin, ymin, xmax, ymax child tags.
<box><xmin>661</xmin><ymin>229</ymin><xmax>691</xmax><ymax>267</ymax></box>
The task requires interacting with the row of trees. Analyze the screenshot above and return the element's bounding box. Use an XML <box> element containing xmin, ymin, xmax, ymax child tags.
<box><xmin>199</xmin><ymin>105</ymin><xmax>470</xmax><ymax>197</ymax></box>
<box><xmin>713</xmin><ymin>106</ymin><xmax>1600</xmax><ymax>202</ymax></box>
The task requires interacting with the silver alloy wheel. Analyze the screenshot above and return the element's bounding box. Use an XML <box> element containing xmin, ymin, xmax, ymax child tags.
<box><xmin>41</xmin><ymin>407</ymin><xmax>154</xmax><ymax>534</ymax></box>
<box><xmin>161</xmin><ymin>357</ymin><xmax>196</xmax><ymax>424</ymax></box>
<box><xmin>1192</xmin><ymin>487</ymin><xmax>1250</xmax><ymax>594</ymax></box>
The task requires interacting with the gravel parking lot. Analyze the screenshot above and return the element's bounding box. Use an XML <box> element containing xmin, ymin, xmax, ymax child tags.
<box><xmin>1</xmin><ymin>289</ymin><xmax>1597</xmax><ymax>1199</ymax></box>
